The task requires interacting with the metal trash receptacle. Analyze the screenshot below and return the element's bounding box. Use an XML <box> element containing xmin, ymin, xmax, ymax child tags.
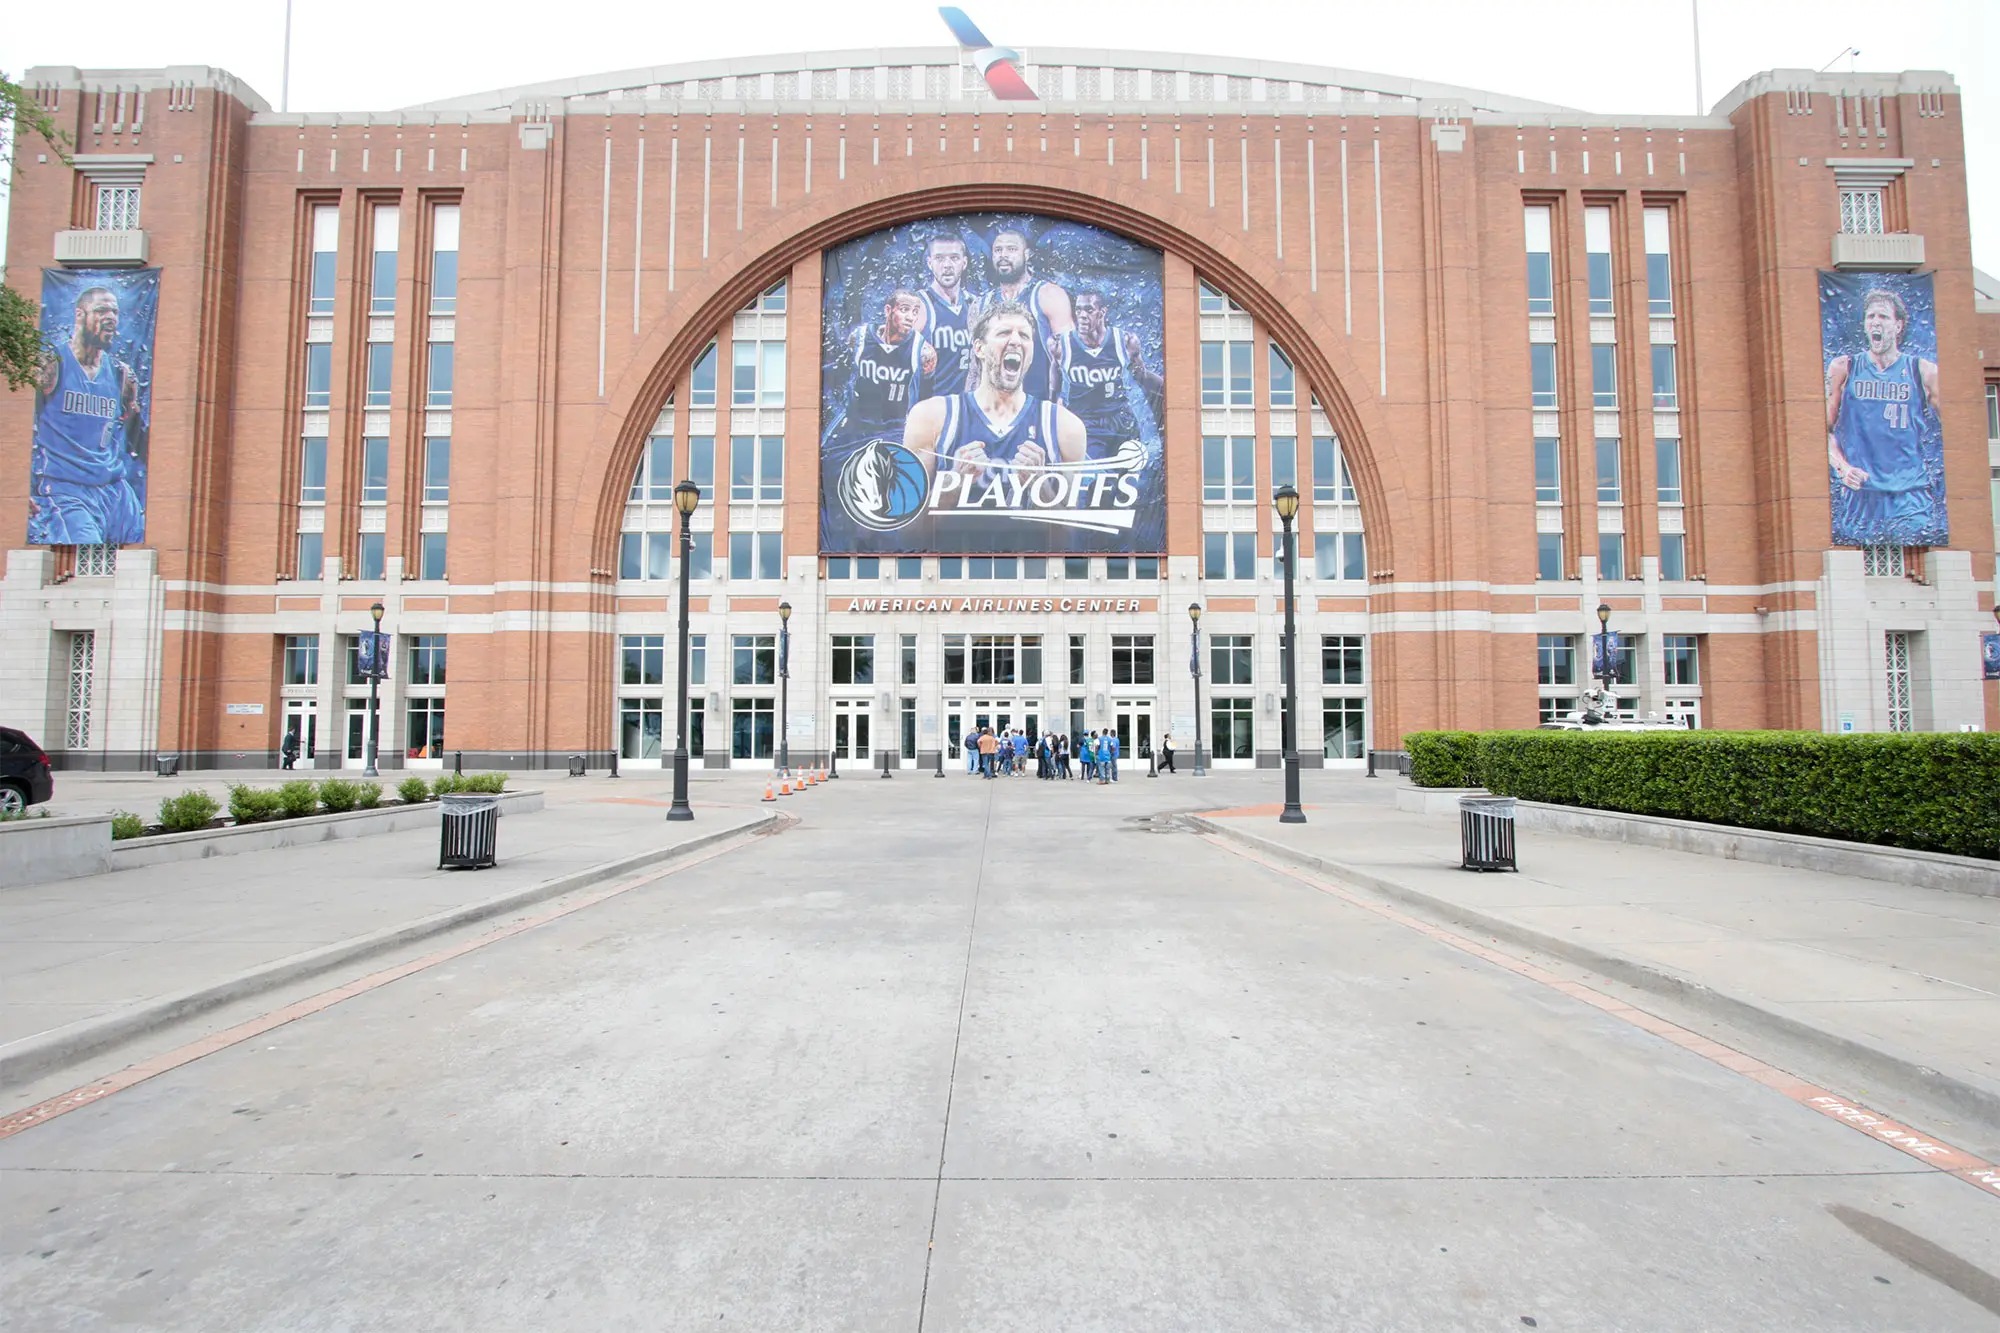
<box><xmin>155</xmin><ymin>753</ymin><xmax>180</xmax><ymax>777</ymax></box>
<box><xmin>1459</xmin><ymin>795</ymin><xmax>1518</xmax><ymax>872</ymax></box>
<box><xmin>439</xmin><ymin>793</ymin><xmax>501</xmax><ymax>869</ymax></box>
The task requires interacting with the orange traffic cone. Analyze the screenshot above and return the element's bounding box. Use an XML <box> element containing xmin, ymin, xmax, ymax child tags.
<box><xmin>780</xmin><ymin>777</ymin><xmax>792</xmax><ymax>795</ymax></box>
<box><xmin>762</xmin><ymin>779</ymin><xmax>775</xmax><ymax>802</ymax></box>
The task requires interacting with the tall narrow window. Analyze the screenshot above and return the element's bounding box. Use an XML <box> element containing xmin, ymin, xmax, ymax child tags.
<box><xmin>1655</xmin><ymin>437</ymin><xmax>1683</xmax><ymax>505</ymax></box>
<box><xmin>1268</xmin><ymin>437</ymin><xmax>1296</xmax><ymax>491</ymax></box>
<box><xmin>689</xmin><ymin>342</ymin><xmax>718</xmax><ymax>407</ymax></box>
<box><xmin>304</xmin><ymin>344</ymin><xmax>333</xmax><ymax>409</ymax></box>
<box><xmin>1524</xmin><ymin>205</ymin><xmax>1554</xmax><ymax>316</ymax></box>
<box><xmin>309</xmin><ymin>205</ymin><xmax>338</xmax><ymax>316</ymax></box>
<box><xmin>1659</xmin><ymin>532</ymin><xmax>1687</xmax><ymax>581</ymax></box>
<box><xmin>1534</xmin><ymin>437</ymin><xmax>1561</xmax><ymax>503</ymax></box>
<box><xmin>688</xmin><ymin>436</ymin><xmax>715</xmax><ymax>493</ymax></box>
<box><xmin>419</xmin><ymin>532</ymin><xmax>448</xmax><ymax>581</ymax></box>
<box><xmin>1530</xmin><ymin>344</ymin><xmax>1558</xmax><ymax>409</ymax></box>
<box><xmin>1884</xmin><ymin>632</ymin><xmax>1912</xmax><ymax>731</ymax></box>
<box><xmin>299</xmin><ymin>437</ymin><xmax>327</xmax><ymax>503</ymax></box>
<box><xmin>1203</xmin><ymin>437</ymin><xmax>1255</xmax><ymax>503</ymax></box>
<box><xmin>1643</xmin><ymin>208</ymin><xmax>1672</xmax><ymax>316</ymax></box>
<box><xmin>423</xmin><ymin>438</ymin><xmax>450</xmax><ymax>503</ymax></box>
<box><xmin>297</xmin><ymin>531</ymin><xmax>324</xmax><ymax>580</ymax></box>
<box><xmin>365</xmin><ymin>342</ymin><xmax>393</xmax><ymax>408</ymax></box>
<box><xmin>1599</xmin><ymin>532</ymin><xmax>1625</xmax><ymax>581</ymax></box>
<box><xmin>370</xmin><ymin>204</ymin><xmax>399</xmax><ymax>316</ymax></box>
<box><xmin>1651</xmin><ymin>344</ymin><xmax>1678</xmax><ymax>409</ymax></box>
<box><xmin>1267</xmin><ymin>345</ymin><xmax>1296</xmax><ymax>407</ymax></box>
<box><xmin>357</xmin><ymin>533</ymin><xmax>385</xmax><ymax>580</ymax></box>
<box><xmin>646</xmin><ymin>435</ymin><xmax>675</xmax><ymax>500</ymax></box>
<box><xmin>1537</xmin><ymin>531</ymin><xmax>1564</xmax><ymax>581</ymax></box>
<box><xmin>430</xmin><ymin>203</ymin><xmax>459</xmax><ymax>314</ymax></box>
<box><xmin>426</xmin><ymin>343</ymin><xmax>453</xmax><ymax>408</ymax></box>
<box><xmin>1591</xmin><ymin>344</ymin><xmax>1618</xmax><ymax>408</ymax></box>
<box><xmin>66</xmin><ymin>631</ymin><xmax>95</xmax><ymax>749</ymax></box>
<box><xmin>361</xmin><ymin>437</ymin><xmax>389</xmax><ymax>504</ymax></box>
<box><xmin>1585</xmin><ymin>205</ymin><xmax>1614</xmax><ymax>316</ymax></box>
<box><xmin>1596</xmin><ymin>438</ymin><xmax>1622</xmax><ymax>504</ymax></box>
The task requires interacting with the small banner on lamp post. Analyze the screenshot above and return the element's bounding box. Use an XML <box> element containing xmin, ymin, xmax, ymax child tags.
<box><xmin>1981</xmin><ymin>632</ymin><xmax>2000</xmax><ymax>681</ymax></box>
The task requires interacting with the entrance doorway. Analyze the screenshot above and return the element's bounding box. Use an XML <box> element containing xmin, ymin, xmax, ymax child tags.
<box><xmin>1112</xmin><ymin>698</ymin><xmax>1154</xmax><ymax>762</ymax></box>
<box><xmin>831</xmin><ymin>698</ymin><xmax>872</xmax><ymax>766</ymax></box>
<box><xmin>343</xmin><ymin>702</ymin><xmax>377</xmax><ymax>770</ymax></box>
<box><xmin>282</xmin><ymin>699</ymin><xmax>318</xmax><ymax>768</ymax></box>
<box><xmin>945</xmin><ymin>698</ymin><xmax>1040</xmax><ymax>772</ymax></box>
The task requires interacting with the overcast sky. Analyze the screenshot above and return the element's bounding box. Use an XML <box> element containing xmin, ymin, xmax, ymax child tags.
<box><xmin>6</xmin><ymin>0</ymin><xmax>1995</xmax><ymax>269</ymax></box>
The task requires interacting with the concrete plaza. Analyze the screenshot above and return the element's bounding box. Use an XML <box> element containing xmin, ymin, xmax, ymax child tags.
<box><xmin>3</xmin><ymin>767</ymin><xmax>1997</xmax><ymax>1329</ymax></box>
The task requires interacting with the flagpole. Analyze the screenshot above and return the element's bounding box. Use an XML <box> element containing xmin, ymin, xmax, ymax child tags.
<box><xmin>281</xmin><ymin>0</ymin><xmax>294</xmax><ymax>113</ymax></box>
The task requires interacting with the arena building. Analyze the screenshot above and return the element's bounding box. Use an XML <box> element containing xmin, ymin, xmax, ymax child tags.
<box><xmin>3</xmin><ymin>43</ymin><xmax>1997</xmax><ymax>773</ymax></box>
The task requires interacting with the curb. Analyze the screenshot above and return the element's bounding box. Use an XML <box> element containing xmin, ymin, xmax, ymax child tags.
<box><xmin>1185</xmin><ymin>814</ymin><xmax>2000</xmax><ymax>1140</ymax></box>
<box><xmin>0</xmin><ymin>810</ymin><xmax>779</xmax><ymax>1093</ymax></box>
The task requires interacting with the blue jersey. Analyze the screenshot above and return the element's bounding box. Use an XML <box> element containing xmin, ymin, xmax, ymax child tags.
<box><xmin>1837</xmin><ymin>351</ymin><xmax>1934</xmax><ymax>493</ymax></box>
<box><xmin>991</xmin><ymin>277</ymin><xmax>1061</xmax><ymax>396</ymax></box>
<box><xmin>920</xmin><ymin>287</ymin><xmax>979</xmax><ymax>392</ymax></box>
<box><xmin>1056</xmin><ymin>328</ymin><xmax>1142</xmax><ymax>457</ymax></box>
<box><xmin>934</xmin><ymin>391</ymin><xmax>1062</xmax><ymax>470</ymax></box>
<box><xmin>35</xmin><ymin>344</ymin><xmax>134</xmax><ymax>487</ymax></box>
<box><xmin>837</xmin><ymin>325</ymin><xmax>930</xmax><ymax>445</ymax></box>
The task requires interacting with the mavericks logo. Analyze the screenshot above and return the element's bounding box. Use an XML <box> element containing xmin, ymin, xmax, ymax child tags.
<box><xmin>837</xmin><ymin>439</ymin><xmax>929</xmax><ymax>532</ymax></box>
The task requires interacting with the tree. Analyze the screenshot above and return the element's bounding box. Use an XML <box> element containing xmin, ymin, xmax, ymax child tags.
<box><xmin>2</xmin><ymin>71</ymin><xmax>72</xmax><ymax>391</ymax></box>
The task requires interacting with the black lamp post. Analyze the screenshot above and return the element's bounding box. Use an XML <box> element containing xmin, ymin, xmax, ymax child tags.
<box><xmin>1274</xmin><ymin>485</ymin><xmax>1306</xmax><ymax>823</ymax></box>
<box><xmin>667</xmin><ymin>479</ymin><xmax>701</xmax><ymax>822</ymax></box>
<box><xmin>364</xmin><ymin>600</ymin><xmax>385</xmax><ymax>777</ymax></box>
<box><xmin>1596</xmin><ymin>601</ymin><xmax>1613</xmax><ymax>711</ymax></box>
<box><xmin>1189</xmin><ymin>602</ymin><xmax>1206</xmax><ymax>777</ymax></box>
<box><xmin>777</xmin><ymin>600</ymin><xmax>792</xmax><ymax>772</ymax></box>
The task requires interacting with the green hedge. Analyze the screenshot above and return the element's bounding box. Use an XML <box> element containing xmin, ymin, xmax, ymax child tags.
<box><xmin>1403</xmin><ymin>730</ymin><xmax>1999</xmax><ymax>860</ymax></box>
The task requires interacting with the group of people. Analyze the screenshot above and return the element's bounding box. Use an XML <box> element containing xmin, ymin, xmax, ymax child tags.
<box><xmin>963</xmin><ymin>725</ymin><xmax>1183</xmax><ymax>782</ymax></box>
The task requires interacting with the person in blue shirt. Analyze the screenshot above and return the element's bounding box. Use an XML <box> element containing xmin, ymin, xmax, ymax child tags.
<box><xmin>1105</xmin><ymin>730</ymin><xmax>1120</xmax><ymax>782</ymax></box>
<box><xmin>31</xmin><ymin>285</ymin><xmax>148</xmax><ymax>546</ymax></box>
<box><xmin>1825</xmin><ymin>287</ymin><xmax>1943</xmax><ymax>545</ymax></box>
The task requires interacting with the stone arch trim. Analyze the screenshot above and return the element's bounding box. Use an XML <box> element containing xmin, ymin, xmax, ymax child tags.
<box><xmin>581</xmin><ymin>178</ymin><xmax>1398</xmax><ymax>574</ymax></box>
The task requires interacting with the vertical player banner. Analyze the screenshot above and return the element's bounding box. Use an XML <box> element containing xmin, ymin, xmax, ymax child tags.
<box><xmin>1819</xmin><ymin>270</ymin><xmax>1947</xmax><ymax>548</ymax></box>
<box><xmin>819</xmin><ymin>212</ymin><xmax>1165</xmax><ymax>554</ymax></box>
<box><xmin>1590</xmin><ymin>630</ymin><xmax>1623</xmax><ymax>683</ymax></box>
<box><xmin>28</xmin><ymin>267</ymin><xmax>159</xmax><ymax>546</ymax></box>
<box><xmin>1982</xmin><ymin>632</ymin><xmax>2000</xmax><ymax>682</ymax></box>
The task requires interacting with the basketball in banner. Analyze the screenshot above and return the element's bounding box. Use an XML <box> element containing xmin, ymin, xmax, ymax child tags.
<box><xmin>819</xmin><ymin>213</ymin><xmax>1165</xmax><ymax>554</ymax></box>
<box><xmin>28</xmin><ymin>267</ymin><xmax>159</xmax><ymax>546</ymax></box>
<box><xmin>1820</xmin><ymin>270</ymin><xmax>1947</xmax><ymax>548</ymax></box>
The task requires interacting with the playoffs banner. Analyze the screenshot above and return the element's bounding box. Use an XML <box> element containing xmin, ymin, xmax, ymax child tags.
<box><xmin>29</xmin><ymin>267</ymin><xmax>158</xmax><ymax>546</ymax></box>
<box><xmin>1983</xmin><ymin>633</ymin><xmax>2000</xmax><ymax>682</ymax></box>
<box><xmin>1590</xmin><ymin>630</ymin><xmax>1622</xmax><ymax>683</ymax></box>
<box><xmin>1820</xmin><ymin>271</ymin><xmax>1947</xmax><ymax>547</ymax></box>
<box><xmin>819</xmin><ymin>212</ymin><xmax>1165</xmax><ymax>554</ymax></box>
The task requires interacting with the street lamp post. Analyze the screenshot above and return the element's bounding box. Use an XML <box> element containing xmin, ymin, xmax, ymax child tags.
<box><xmin>1189</xmin><ymin>602</ymin><xmax>1206</xmax><ymax>777</ymax></box>
<box><xmin>1274</xmin><ymin>485</ymin><xmax>1306</xmax><ymax>823</ymax></box>
<box><xmin>363</xmin><ymin>601</ymin><xmax>385</xmax><ymax>777</ymax></box>
<box><xmin>667</xmin><ymin>479</ymin><xmax>702</xmax><ymax>822</ymax></box>
<box><xmin>777</xmin><ymin>601</ymin><xmax>792</xmax><ymax>772</ymax></box>
<box><xmin>1596</xmin><ymin>601</ymin><xmax>1614</xmax><ymax>716</ymax></box>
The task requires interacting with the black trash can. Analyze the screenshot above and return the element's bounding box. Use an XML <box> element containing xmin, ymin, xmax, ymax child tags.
<box><xmin>567</xmin><ymin>754</ymin><xmax>586</xmax><ymax>777</ymax></box>
<box><xmin>439</xmin><ymin>793</ymin><xmax>501</xmax><ymax>869</ymax></box>
<box><xmin>1459</xmin><ymin>795</ymin><xmax>1518</xmax><ymax>872</ymax></box>
<box><xmin>155</xmin><ymin>754</ymin><xmax>180</xmax><ymax>777</ymax></box>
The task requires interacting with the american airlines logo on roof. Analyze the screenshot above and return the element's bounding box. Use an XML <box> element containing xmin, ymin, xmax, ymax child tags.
<box><xmin>939</xmin><ymin>6</ymin><xmax>1037</xmax><ymax>101</ymax></box>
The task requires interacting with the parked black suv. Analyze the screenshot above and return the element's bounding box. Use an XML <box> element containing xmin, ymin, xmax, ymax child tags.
<box><xmin>0</xmin><ymin>727</ymin><xmax>56</xmax><ymax>814</ymax></box>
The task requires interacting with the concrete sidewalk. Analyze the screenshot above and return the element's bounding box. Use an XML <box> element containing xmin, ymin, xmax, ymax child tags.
<box><xmin>0</xmin><ymin>774</ymin><xmax>777</xmax><ymax>1089</ymax></box>
<box><xmin>1192</xmin><ymin>784</ymin><xmax>2000</xmax><ymax>1152</ymax></box>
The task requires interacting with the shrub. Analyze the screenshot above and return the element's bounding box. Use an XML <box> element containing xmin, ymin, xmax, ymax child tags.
<box><xmin>431</xmin><ymin>773</ymin><xmax>463</xmax><ymax>797</ymax></box>
<box><xmin>1404</xmin><ymin>729</ymin><xmax>2000</xmax><ymax>860</ymax></box>
<box><xmin>461</xmin><ymin>772</ymin><xmax>508</xmax><ymax>794</ymax></box>
<box><xmin>318</xmin><ymin>778</ymin><xmax>360</xmax><ymax>813</ymax></box>
<box><xmin>228</xmin><ymin>784</ymin><xmax>285</xmax><ymax>824</ymax></box>
<box><xmin>353</xmin><ymin>781</ymin><xmax>383</xmax><ymax>810</ymax></box>
<box><xmin>159</xmin><ymin>789</ymin><xmax>222</xmax><ymax>833</ymax></box>
<box><xmin>1407</xmin><ymin>731</ymin><xmax>1482</xmax><ymax>789</ymax></box>
<box><xmin>110</xmin><ymin>810</ymin><xmax>146</xmax><ymax>841</ymax></box>
<box><xmin>276</xmin><ymin>779</ymin><xmax>320</xmax><ymax>818</ymax></box>
<box><xmin>398</xmin><ymin>776</ymin><xmax>432</xmax><ymax>804</ymax></box>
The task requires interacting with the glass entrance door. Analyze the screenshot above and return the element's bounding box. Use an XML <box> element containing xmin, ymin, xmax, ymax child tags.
<box><xmin>282</xmin><ymin>699</ymin><xmax>318</xmax><ymax>767</ymax></box>
<box><xmin>831</xmin><ymin>698</ymin><xmax>872</xmax><ymax>766</ymax></box>
<box><xmin>343</xmin><ymin>702</ymin><xmax>377</xmax><ymax>770</ymax></box>
<box><xmin>1112</xmin><ymin>699</ymin><xmax>1153</xmax><ymax>762</ymax></box>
